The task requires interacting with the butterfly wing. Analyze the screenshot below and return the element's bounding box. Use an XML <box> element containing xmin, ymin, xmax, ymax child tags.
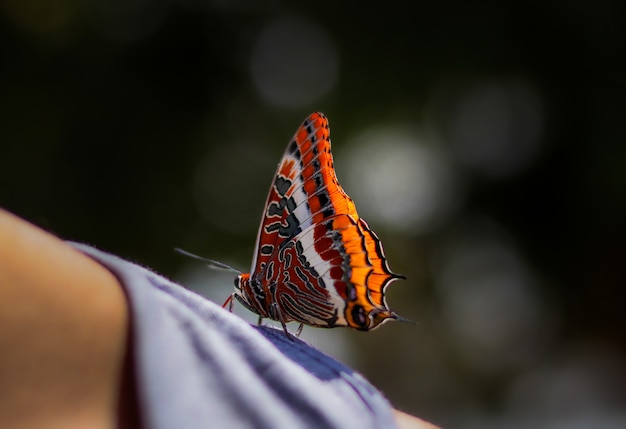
<box><xmin>249</xmin><ymin>112</ymin><xmax>355</xmax><ymax>274</ymax></box>
<box><xmin>262</xmin><ymin>214</ymin><xmax>403</xmax><ymax>330</ymax></box>
<box><xmin>246</xmin><ymin>112</ymin><xmax>403</xmax><ymax>330</ymax></box>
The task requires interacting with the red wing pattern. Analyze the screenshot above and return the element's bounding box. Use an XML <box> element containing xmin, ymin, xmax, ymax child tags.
<box><xmin>233</xmin><ymin>112</ymin><xmax>404</xmax><ymax>330</ymax></box>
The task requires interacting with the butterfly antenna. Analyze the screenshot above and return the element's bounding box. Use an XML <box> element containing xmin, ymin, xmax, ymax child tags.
<box><xmin>174</xmin><ymin>247</ymin><xmax>242</xmax><ymax>274</ymax></box>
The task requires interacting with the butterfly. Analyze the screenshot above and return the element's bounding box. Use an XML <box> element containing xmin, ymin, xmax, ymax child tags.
<box><xmin>222</xmin><ymin>112</ymin><xmax>406</xmax><ymax>336</ymax></box>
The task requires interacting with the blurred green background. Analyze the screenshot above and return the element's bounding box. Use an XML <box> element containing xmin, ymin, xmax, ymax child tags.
<box><xmin>2</xmin><ymin>1</ymin><xmax>625</xmax><ymax>427</ymax></box>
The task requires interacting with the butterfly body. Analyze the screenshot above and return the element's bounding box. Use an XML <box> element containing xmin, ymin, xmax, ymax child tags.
<box><xmin>228</xmin><ymin>112</ymin><xmax>404</xmax><ymax>332</ymax></box>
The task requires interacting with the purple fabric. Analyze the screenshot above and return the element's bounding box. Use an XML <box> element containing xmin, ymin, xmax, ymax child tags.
<box><xmin>71</xmin><ymin>243</ymin><xmax>398</xmax><ymax>429</ymax></box>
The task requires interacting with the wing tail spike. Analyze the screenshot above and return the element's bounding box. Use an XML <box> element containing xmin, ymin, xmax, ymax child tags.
<box><xmin>392</xmin><ymin>312</ymin><xmax>417</xmax><ymax>325</ymax></box>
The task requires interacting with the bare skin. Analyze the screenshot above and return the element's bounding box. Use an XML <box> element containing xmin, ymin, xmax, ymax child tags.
<box><xmin>0</xmin><ymin>209</ymin><xmax>438</xmax><ymax>429</ymax></box>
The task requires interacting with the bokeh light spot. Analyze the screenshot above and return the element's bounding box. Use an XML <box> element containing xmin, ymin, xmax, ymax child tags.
<box><xmin>434</xmin><ymin>218</ymin><xmax>558</xmax><ymax>372</ymax></box>
<box><xmin>444</xmin><ymin>79</ymin><xmax>544</xmax><ymax>178</ymax></box>
<box><xmin>506</xmin><ymin>345</ymin><xmax>626</xmax><ymax>426</ymax></box>
<box><xmin>340</xmin><ymin>127</ymin><xmax>459</xmax><ymax>235</ymax></box>
<box><xmin>250</xmin><ymin>15</ymin><xmax>339</xmax><ymax>109</ymax></box>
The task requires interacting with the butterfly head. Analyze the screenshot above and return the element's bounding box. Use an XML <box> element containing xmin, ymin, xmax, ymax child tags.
<box><xmin>232</xmin><ymin>273</ymin><xmax>262</xmax><ymax>316</ymax></box>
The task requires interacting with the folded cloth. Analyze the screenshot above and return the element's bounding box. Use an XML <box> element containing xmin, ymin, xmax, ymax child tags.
<box><xmin>71</xmin><ymin>243</ymin><xmax>398</xmax><ymax>429</ymax></box>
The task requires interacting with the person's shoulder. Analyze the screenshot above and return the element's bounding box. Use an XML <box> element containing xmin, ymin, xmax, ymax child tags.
<box><xmin>0</xmin><ymin>209</ymin><xmax>129</xmax><ymax>429</ymax></box>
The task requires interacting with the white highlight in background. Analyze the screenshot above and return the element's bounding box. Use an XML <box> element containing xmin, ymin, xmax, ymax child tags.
<box><xmin>340</xmin><ymin>127</ymin><xmax>460</xmax><ymax>235</ymax></box>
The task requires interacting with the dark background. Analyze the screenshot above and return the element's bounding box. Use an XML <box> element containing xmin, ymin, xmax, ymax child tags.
<box><xmin>2</xmin><ymin>1</ymin><xmax>625</xmax><ymax>427</ymax></box>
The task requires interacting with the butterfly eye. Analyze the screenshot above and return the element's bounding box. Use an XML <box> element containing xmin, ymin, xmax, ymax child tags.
<box><xmin>234</xmin><ymin>277</ymin><xmax>241</xmax><ymax>290</ymax></box>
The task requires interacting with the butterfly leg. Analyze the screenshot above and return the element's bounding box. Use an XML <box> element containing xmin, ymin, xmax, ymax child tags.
<box><xmin>257</xmin><ymin>315</ymin><xmax>263</xmax><ymax>326</ymax></box>
<box><xmin>222</xmin><ymin>293</ymin><xmax>235</xmax><ymax>312</ymax></box>
<box><xmin>270</xmin><ymin>302</ymin><xmax>297</xmax><ymax>340</ymax></box>
<box><xmin>295</xmin><ymin>323</ymin><xmax>304</xmax><ymax>337</ymax></box>
<box><xmin>280</xmin><ymin>321</ymin><xmax>291</xmax><ymax>337</ymax></box>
